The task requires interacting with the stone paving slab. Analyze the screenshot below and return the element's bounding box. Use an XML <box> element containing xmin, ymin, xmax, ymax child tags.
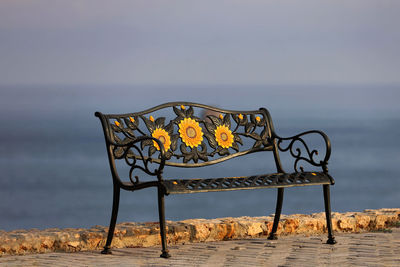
<box><xmin>1</xmin><ymin>228</ymin><xmax>400</xmax><ymax>267</ymax></box>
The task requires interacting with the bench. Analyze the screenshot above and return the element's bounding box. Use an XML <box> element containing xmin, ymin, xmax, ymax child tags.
<box><xmin>95</xmin><ymin>102</ymin><xmax>336</xmax><ymax>258</ymax></box>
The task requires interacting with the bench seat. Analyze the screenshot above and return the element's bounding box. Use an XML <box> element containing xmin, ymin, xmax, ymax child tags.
<box><xmin>163</xmin><ymin>172</ymin><xmax>333</xmax><ymax>194</ymax></box>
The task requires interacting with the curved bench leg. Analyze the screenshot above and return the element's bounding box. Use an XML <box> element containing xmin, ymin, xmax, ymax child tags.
<box><xmin>323</xmin><ymin>184</ymin><xmax>336</xmax><ymax>244</ymax></box>
<box><xmin>268</xmin><ymin>188</ymin><xmax>284</xmax><ymax>240</ymax></box>
<box><xmin>101</xmin><ymin>184</ymin><xmax>120</xmax><ymax>254</ymax></box>
<box><xmin>158</xmin><ymin>186</ymin><xmax>171</xmax><ymax>258</ymax></box>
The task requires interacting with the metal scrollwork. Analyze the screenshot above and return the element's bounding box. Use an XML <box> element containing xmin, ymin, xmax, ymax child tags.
<box><xmin>275</xmin><ymin>130</ymin><xmax>331</xmax><ymax>173</ymax></box>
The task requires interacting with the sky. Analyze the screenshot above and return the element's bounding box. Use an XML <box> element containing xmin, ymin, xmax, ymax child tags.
<box><xmin>0</xmin><ymin>0</ymin><xmax>400</xmax><ymax>86</ymax></box>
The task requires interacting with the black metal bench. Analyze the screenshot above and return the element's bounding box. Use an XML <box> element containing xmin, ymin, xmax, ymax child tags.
<box><xmin>95</xmin><ymin>102</ymin><xmax>336</xmax><ymax>258</ymax></box>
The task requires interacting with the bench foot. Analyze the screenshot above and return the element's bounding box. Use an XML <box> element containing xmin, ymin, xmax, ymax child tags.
<box><xmin>101</xmin><ymin>247</ymin><xmax>112</xmax><ymax>254</ymax></box>
<box><xmin>269</xmin><ymin>188</ymin><xmax>284</xmax><ymax>241</ymax></box>
<box><xmin>158</xmin><ymin>186</ymin><xmax>170</xmax><ymax>259</ymax></box>
<box><xmin>102</xmin><ymin>185</ymin><xmax>120</xmax><ymax>256</ymax></box>
<box><xmin>326</xmin><ymin>236</ymin><xmax>337</xmax><ymax>245</ymax></box>
<box><xmin>267</xmin><ymin>233</ymin><xmax>278</xmax><ymax>240</ymax></box>
<box><xmin>160</xmin><ymin>250</ymin><xmax>171</xmax><ymax>258</ymax></box>
<box><xmin>323</xmin><ymin>185</ymin><xmax>336</xmax><ymax>245</ymax></box>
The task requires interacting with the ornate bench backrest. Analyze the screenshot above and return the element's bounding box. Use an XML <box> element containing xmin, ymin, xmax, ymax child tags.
<box><xmin>96</xmin><ymin>102</ymin><xmax>276</xmax><ymax>168</ymax></box>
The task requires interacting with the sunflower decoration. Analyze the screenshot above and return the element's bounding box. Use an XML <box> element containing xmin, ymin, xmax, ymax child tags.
<box><xmin>173</xmin><ymin>104</ymin><xmax>205</xmax><ymax>149</ymax></box>
<box><xmin>141</xmin><ymin>115</ymin><xmax>178</xmax><ymax>159</ymax></box>
<box><xmin>167</xmin><ymin>105</ymin><xmax>209</xmax><ymax>163</ymax></box>
<box><xmin>178</xmin><ymin>118</ymin><xmax>204</xmax><ymax>148</ymax></box>
<box><xmin>214</xmin><ymin>124</ymin><xmax>234</xmax><ymax>148</ymax></box>
<box><xmin>151</xmin><ymin>128</ymin><xmax>171</xmax><ymax>151</ymax></box>
<box><xmin>203</xmin><ymin>113</ymin><xmax>242</xmax><ymax>155</ymax></box>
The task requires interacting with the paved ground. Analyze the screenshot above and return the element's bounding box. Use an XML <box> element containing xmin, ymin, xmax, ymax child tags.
<box><xmin>1</xmin><ymin>228</ymin><xmax>400</xmax><ymax>266</ymax></box>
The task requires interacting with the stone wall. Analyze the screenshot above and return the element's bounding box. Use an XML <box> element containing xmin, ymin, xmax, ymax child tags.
<box><xmin>1</xmin><ymin>208</ymin><xmax>399</xmax><ymax>256</ymax></box>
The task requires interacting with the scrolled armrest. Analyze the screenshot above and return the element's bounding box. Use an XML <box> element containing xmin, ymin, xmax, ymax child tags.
<box><xmin>274</xmin><ymin>130</ymin><xmax>331</xmax><ymax>173</ymax></box>
<box><xmin>112</xmin><ymin>136</ymin><xmax>166</xmax><ymax>183</ymax></box>
<box><xmin>96</xmin><ymin>112</ymin><xmax>166</xmax><ymax>184</ymax></box>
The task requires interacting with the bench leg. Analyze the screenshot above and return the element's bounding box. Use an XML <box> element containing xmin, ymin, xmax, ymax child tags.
<box><xmin>268</xmin><ymin>188</ymin><xmax>284</xmax><ymax>240</ymax></box>
<box><xmin>323</xmin><ymin>184</ymin><xmax>336</xmax><ymax>244</ymax></box>
<box><xmin>158</xmin><ymin>186</ymin><xmax>171</xmax><ymax>258</ymax></box>
<box><xmin>101</xmin><ymin>184</ymin><xmax>120</xmax><ymax>254</ymax></box>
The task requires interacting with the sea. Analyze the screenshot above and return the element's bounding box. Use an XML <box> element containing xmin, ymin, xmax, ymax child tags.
<box><xmin>0</xmin><ymin>84</ymin><xmax>399</xmax><ymax>231</ymax></box>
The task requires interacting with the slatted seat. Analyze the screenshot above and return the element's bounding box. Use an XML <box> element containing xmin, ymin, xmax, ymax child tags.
<box><xmin>163</xmin><ymin>172</ymin><xmax>333</xmax><ymax>194</ymax></box>
<box><xmin>95</xmin><ymin>102</ymin><xmax>337</xmax><ymax>259</ymax></box>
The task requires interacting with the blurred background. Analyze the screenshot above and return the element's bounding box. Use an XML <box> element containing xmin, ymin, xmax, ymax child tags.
<box><xmin>0</xmin><ymin>1</ymin><xmax>399</xmax><ymax>231</ymax></box>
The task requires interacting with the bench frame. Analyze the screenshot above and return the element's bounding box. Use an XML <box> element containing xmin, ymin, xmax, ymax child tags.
<box><xmin>95</xmin><ymin>102</ymin><xmax>336</xmax><ymax>258</ymax></box>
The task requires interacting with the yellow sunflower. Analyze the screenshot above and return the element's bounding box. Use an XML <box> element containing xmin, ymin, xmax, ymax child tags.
<box><xmin>178</xmin><ymin>118</ymin><xmax>203</xmax><ymax>148</ymax></box>
<box><xmin>152</xmin><ymin>128</ymin><xmax>171</xmax><ymax>151</ymax></box>
<box><xmin>215</xmin><ymin>125</ymin><xmax>234</xmax><ymax>148</ymax></box>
